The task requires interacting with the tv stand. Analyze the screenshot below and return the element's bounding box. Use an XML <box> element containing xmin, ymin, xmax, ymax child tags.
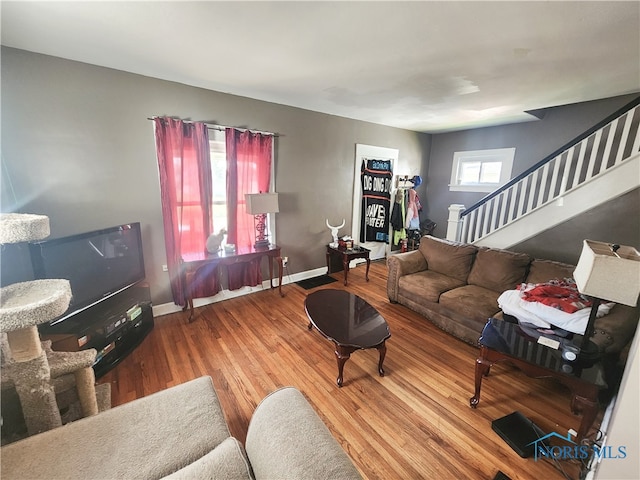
<box><xmin>38</xmin><ymin>284</ymin><xmax>154</xmax><ymax>378</ymax></box>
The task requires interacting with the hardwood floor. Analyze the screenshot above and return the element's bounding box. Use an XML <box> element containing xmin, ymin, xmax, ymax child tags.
<box><xmin>99</xmin><ymin>261</ymin><xmax>598</xmax><ymax>479</ymax></box>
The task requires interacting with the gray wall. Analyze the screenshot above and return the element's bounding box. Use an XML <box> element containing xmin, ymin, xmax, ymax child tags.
<box><xmin>511</xmin><ymin>188</ymin><xmax>639</xmax><ymax>265</ymax></box>
<box><xmin>1</xmin><ymin>47</ymin><xmax>429</xmax><ymax>305</ymax></box>
<box><xmin>3</xmin><ymin>46</ymin><xmax>637</xmax><ymax>306</ymax></box>
<box><xmin>426</xmin><ymin>93</ymin><xmax>640</xmax><ymax>258</ymax></box>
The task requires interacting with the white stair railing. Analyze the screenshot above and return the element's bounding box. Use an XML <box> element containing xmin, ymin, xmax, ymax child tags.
<box><xmin>447</xmin><ymin>99</ymin><xmax>640</xmax><ymax>244</ymax></box>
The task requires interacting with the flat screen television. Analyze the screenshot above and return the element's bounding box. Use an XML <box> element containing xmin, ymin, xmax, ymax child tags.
<box><xmin>29</xmin><ymin>222</ymin><xmax>146</xmax><ymax>325</ymax></box>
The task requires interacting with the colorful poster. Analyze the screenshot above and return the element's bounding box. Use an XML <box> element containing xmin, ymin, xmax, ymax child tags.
<box><xmin>360</xmin><ymin>158</ymin><xmax>393</xmax><ymax>243</ymax></box>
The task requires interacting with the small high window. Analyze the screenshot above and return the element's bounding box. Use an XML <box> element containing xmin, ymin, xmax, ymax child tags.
<box><xmin>449</xmin><ymin>148</ymin><xmax>515</xmax><ymax>192</ymax></box>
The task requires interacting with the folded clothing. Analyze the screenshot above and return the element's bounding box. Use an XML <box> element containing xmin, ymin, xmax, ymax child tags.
<box><xmin>519</xmin><ymin>278</ymin><xmax>590</xmax><ymax>314</ymax></box>
<box><xmin>498</xmin><ymin>286</ymin><xmax>614</xmax><ymax>335</ymax></box>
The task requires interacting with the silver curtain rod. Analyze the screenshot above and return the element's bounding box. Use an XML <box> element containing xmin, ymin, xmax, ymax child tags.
<box><xmin>148</xmin><ymin>116</ymin><xmax>279</xmax><ymax>137</ymax></box>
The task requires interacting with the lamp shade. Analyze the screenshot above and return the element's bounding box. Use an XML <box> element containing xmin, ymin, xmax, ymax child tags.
<box><xmin>573</xmin><ymin>240</ymin><xmax>640</xmax><ymax>306</ymax></box>
<box><xmin>245</xmin><ymin>193</ymin><xmax>279</xmax><ymax>215</ymax></box>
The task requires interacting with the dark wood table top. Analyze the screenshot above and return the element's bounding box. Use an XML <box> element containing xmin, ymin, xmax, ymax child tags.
<box><xmin>326</xmin><ymin>244</ymin><xmax>370</xmax><ymax>256</ymax></box>
<box><xmin>304</xmin><ymin>289</ymin><xmax>390</xmax><ymax>349</ymax></box>
<box><xmin>479</xmin><ymin>318</ymin><xmax>607</xmax><ymax>387</ymax></box>
<box><xmin>182</xmin><ymin>244</ymin><xmax>281</xmax><ymax>265</ymax></box>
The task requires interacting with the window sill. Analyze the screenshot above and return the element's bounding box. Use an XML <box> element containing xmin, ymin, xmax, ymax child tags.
<box><xmin>449</xmin><ymin>184</ymin><xmax>501</xmax><ymax>193</ymax></box>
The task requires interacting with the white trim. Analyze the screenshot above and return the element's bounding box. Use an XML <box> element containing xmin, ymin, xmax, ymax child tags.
<box><xmin>449</xmin><ymin>147</ymin><xmax>515</xmax><ymax>192</ymax></box>
<box><xmin>449</xmin><ymin>184</ymin><xmax>498</xmax><ymax>193</ymax></box>
<box><xmin>151</xmin><ymin>266</ymin><xmax>328</xmax><ymax>317</ymax></box>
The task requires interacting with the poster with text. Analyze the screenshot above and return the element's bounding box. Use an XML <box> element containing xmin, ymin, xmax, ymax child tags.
<box><xmin>360</xmin><ymin>158</ymin><xmax>393</xmax><ymax>243</ymax></box>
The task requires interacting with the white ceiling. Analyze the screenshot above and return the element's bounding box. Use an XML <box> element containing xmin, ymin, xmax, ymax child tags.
<box><xmin>2</xmin><ymin>1</ymin><xmax>639</xmax><ymax>133</ymax></box>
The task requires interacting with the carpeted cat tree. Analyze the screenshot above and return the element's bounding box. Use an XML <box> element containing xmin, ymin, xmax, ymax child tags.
<box><xmin>0</xmin><ymin>213</ymin><xmax>110</xmax><ymax>439</ymax></box>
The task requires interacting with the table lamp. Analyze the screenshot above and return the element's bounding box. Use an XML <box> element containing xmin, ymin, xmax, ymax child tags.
<box><xmin>573</xmin><ymin>240</ymin><xmax>640</xmax><ymax>361</ymax></box>
<box><xmin>245</xmin><ymin>192</ymin><xmax>279</xmax><ymax>248</ymax></box>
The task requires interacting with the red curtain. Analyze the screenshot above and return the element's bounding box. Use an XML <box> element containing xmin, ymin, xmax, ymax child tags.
<box><xmin>226</xmin><ymin>128</ymin><xmax>273</xmax><ymax>248</ymax></box>
<box><xmin>226</xmin><ymin>128</ymin><xmax>273</xmax><ymax>289</ymax></box>
<box><xmin>154</xmin><ymin>118</ymin><xmax>215</xmax><ymax>306</ymax></box>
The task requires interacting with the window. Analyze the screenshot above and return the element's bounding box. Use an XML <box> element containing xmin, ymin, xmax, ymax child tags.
<box><xmin>209</xmin><ymin>129</ymin><xmax>228</xmax><ymax>234</ymax></box>
<box><xmin>173</xmin><ymin>130</ymin><xmax>228</xmax><ymax>258</ymax></box>
<box><xmin>449</xmin><ymin>148</ymin><xmax>515</xmax><ymax>192</ymax></box>
<box><xmin>154</xmin><ymin>118</ymin><xmax>275</xmax><ymax>302</ymax></box>
<box><xmin>206</xmin><ymin>128</ymin><xmax>277</xmax><ymax>249</ymax></box>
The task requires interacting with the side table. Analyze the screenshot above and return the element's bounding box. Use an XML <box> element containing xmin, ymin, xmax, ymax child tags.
<box><xmin>326</xmin><ymin>244</ymin><xmax>370</xmax><ymax>286</ymax></box>
<box><xmin>470</xmin><ymin>318</ymin><xmax>607</xmax><ymax>441</ymax></box>
<box><xmin>182</xmin><ymin>245</ymin><xmax>284</xmax><ymax>321</ymax></box>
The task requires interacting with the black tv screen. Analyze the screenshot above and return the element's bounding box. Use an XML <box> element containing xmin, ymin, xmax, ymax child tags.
<box><xmin>29</xmin><ymin>222</ymin><xmax>146</xmax><ymax>325</ymax></box>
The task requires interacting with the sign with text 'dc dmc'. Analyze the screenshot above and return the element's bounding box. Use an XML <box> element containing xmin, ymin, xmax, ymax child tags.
<box><xmin>351</xmin><ymin>144</ymin><xmax>399</xmax><ymax>261</ymax></box>
<box><xmin>360</xmin><ymin>158</ymin><xmax>393</xmax><ymax>243</ymax></box>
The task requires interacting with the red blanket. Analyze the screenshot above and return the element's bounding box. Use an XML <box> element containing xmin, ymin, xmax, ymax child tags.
<box><xmin>519</xmin><ymin>278</ymin><xmax>591</xmax><ymax>314</ymax></box>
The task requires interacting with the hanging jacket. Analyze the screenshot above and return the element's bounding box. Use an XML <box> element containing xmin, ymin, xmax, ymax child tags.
<box><xmin>405</xmin><ymin>189</ymin><xmax>420</xmax><ymax>230</ymax></box>
<box><xmin>391</xmin><ymin>189</ymin><xmax>407</xmax><ymax>245</ymax></box>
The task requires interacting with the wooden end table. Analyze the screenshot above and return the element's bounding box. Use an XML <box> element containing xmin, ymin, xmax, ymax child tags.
<box><xmin>325</xmin><ymin>244</ymin><xmax>370</xmax><ymax>286</ymax></box>
<box><xmin>470</xmin><ymin>318</ymin><xmax>607</xmax><ymax>441</ymax></box>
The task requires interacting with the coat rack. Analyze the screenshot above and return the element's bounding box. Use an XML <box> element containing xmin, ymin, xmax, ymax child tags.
<box><xmin>395</xmin><ymin>175</ymin><xmax>415</xmax><ymax>189</ymax></box>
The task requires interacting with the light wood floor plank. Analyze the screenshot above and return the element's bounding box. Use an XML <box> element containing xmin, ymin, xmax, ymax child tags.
<box><xmin>100</xmin><ymin>260</ymin><xmax>598</xmax><ymax>479</ymax></box>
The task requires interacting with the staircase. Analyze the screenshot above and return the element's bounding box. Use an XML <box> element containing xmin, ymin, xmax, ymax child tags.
<box><xmin>447</xmin><ymin>97</ymin><xmax>640</xmax><ymax>248</ymax></box>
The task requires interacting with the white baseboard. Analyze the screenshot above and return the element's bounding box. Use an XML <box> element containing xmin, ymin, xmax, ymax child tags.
<box><xmin>151</xmin><ymin>266</ymin><xmax>328</xmax><ymax>317</ymax></box>
<box><xmin>584</xmin><ymin>394</ymin><xmax>618</xmax><ymax>480</ymax></box>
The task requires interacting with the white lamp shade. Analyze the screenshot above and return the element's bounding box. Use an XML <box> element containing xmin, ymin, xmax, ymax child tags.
<box><xmin>245</xmin><ymin>193</ymin><xmax>279</xmax><ymax>215</ymax></box>
<box><xmin>573</xmin><ymin>240</ymin><xmax>640</xmax><ymax>306</ymax></box>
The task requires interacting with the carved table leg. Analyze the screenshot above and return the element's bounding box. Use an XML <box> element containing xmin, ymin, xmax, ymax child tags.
<box><xmin>335</xmin><ymin>345</ymin><xmax>354</xmax><ymax>387</ymax></box>
<box><xmin>275</xmin><ymin>256</ymin><xmax>284</xmax><ymax>297</ymax></box>
<box><xmin>186</xmin><ymin>297</ymin><xmax>195</xmax><ymax>323</ymax></box>
<box><xmin>470</xmin><ymin>356</ymin><xmax>492</xmax><ymax>408</ymax></box>
<box><xmin>325</xmin><ymin>250</ymin><xmax>331</xmax><ymax>274</ymax></box>
<box><xmin>572</xmin><ymin>394</ymin><xmax>600</xmax><ymax>441</ymax></box>
<box><xmin>377</xmin><ymin>341</ymin><xmax>387</xmax><ymax>376</ymax></box>
<box><xmin>268</xmin><ymin>255</ymin><xmax>274</xmax><ymax>289</ymax></box>
<box><xmin>342</xmin><ymin>257</ymin><xmax>349</xmax><ymax>286</ymax></box>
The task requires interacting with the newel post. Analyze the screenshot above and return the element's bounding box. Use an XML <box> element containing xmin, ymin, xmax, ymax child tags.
<box><xmin>446</xmin><ymin>204</ymin><xmax>466</xmax><ymax>242</ymax></box>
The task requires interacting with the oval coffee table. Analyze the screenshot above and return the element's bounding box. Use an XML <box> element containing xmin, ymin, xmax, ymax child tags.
<box><xmin>305</xmin><ymin>289</ymin><xmax>391</xmax><ymax>387</ymax></box>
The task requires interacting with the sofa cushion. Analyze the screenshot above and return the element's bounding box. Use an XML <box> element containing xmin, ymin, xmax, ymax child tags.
<box><xmin>399</xmin><ymin>271</ymin><xmax>467</xmax><ymax>302</ymax></box>
<box><xmin>439</xmin><ymin>285</ymin><xmax>502</xmax><ymax>324</ymax></box>
<box><xmin>418</xmin><ymin>236</ymin><xmax>477</xmax><ymax>282</ymax></box>
<box><xmin>467</xmin><ymin>247</ymin><xmax>530</xmax><ymax>293</ymax></box>
<box><xmin>526</xmin><ymin>259</ymin><xmax>575</xmax><ymax>284</ymax></box>
<box><xmin>164</xmin><ymin>437</ymin><xmax>252</xmax><ymax>480</ymax></box>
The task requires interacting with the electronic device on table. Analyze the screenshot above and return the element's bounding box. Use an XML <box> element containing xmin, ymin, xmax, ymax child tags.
<box><xmin>29</xmin><ymin>222</ymin><xmax>153</xmax><ymax>377</ymax></box>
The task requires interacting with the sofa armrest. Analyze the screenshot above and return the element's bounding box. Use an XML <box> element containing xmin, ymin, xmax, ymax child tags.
<box><xmin>592</xmin><ymin>304</ymin><xmax>640</xmax><ymax>355</ymax></box>
<box><xmin>1</xmin><ymin>376</ymin><xmax>230</xmax><ymax>480</ymax></box>
<box><xmin>245</xmin><ymin>387</ymin><xmax>362</xmax><ymax>480</ymax></box>
<box><xmin>386</xmin><ymin>250</ymin><xmax>427</xmax><ymax>302</ymax></box>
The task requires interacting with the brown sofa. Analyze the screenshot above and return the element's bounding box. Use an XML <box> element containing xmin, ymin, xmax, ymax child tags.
<box><xmin>387</xmin><ymin>236</ymin><xmax>638</xmax><ymax>356</ymax></box>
